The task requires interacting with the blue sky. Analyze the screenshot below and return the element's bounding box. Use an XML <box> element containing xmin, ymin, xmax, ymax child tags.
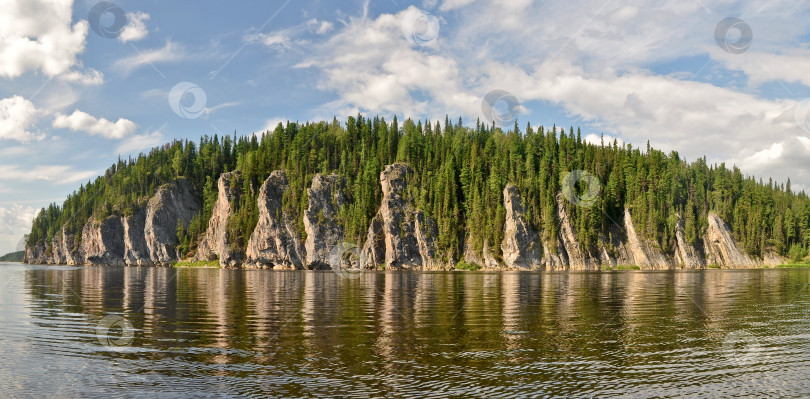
<box><xmin>1</xmin><ymin>0</ymin><xmax>810</xmax><ymax>254</ymax></box>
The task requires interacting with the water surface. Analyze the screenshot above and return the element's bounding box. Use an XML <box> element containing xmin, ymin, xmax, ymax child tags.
<box><xmin>1</xmin><ymin>262</ymin><xmax>809</xmax><ymax>398</ymax></box>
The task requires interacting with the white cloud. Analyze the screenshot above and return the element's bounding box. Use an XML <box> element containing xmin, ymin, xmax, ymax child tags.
<box><xmin>115</xmin><ymin>130</ymin><xmax>164</xmax><ymax>155</ymax></box>
<box><xmin>439</xmin><ymin>0</ymin><xmax>475</xmax><ymax>11</ymax></box>
<box><xmin>250</xmin><ymin>18</ymin><xmax>337</xmax><ymax>53</ymax></box>
<box><xmin>112</xmin><ymin>41</ymin><xmax>184</xmax><ymax>76</ymax></box>
<box><xmin>119</xmin><ymin>12</ymin><xmax>150</xmax><ymax>43</ymax></box>
<box><xmin>203</xmin><ymin>101</ymin><xmax>240</xmax><ymax>117</ymax></box>
<box><xmin>53</xmin><ymin>109</ymin><xmax>136</xmax><ymax>139</ymax></box>
<box><xmin>260</xmin><ymin>118</ymin><xmax>290</xmax><ymax>133</ymax></box>
<box><xmin>715</xmin><ymin>49</ymin><xmax>810</xmax><ymax>88</ymax></box>
<box><xmin>307</xmin><ymin>18</ymin><xmax>334</xmax><ymax>35</ymax></box>
<box><xmin>0</xmin><ymin>0</ymin><xmax>101</xmax><ymax>83</ymax></box>
<box><xmin>584</xmin><ymin>133</ymin><xmax>624</xmax><ymax>147</ymax></box>
<box><xmin>0</xmin><ymin>164</ymin><xmax>98</xmax><ymax>184</ymax></box>
<box><xmin>295</xmin><ymin>1</ymin><xmax>810</xmax><ymax>188</ymax></box>
<box><xmin>0</xmin><ymin>203</ymin><xmax>38</xmax><ymax>254</ymax></box>
<box><xmin>0</xmin><ymin>96</ymin><xmax>44</xmax><ymax>142</ymax></box>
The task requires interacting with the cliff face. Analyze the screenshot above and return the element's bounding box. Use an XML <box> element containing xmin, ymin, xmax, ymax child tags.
<box><xmin>24</xmin><ymin>165</ymin><xmax>777</xmax><ymax>270</ymax></box>
<box><xmin>145</xmin><ymin>179</ymin><xmax>200</xmax><ymax>266</ymax></box>
<box><xmin>303</xmin><ymin>174</ymin><xmax>348</xmax><ymax>269</ymax></box>
<box><xmin>81</xmin><ymin>216</ymin><xmax>126</xmax><ymax>266</ymax></box>
<box><xmin>555</xmin><ymin>194</ymin><xmax>596</xmax><ymax>270</ymax></box>
<box><xmin>244</xmin><ymin>170</ymin><xmax>305</xmax><ymax>269</ymax></box>
<box><xmin>674</xmin><ymin>214</ymin><xmax>704</xmax><ymax>269</ymax></box>
<box><xmin>24</xmin><ymin>241</ymin><xmax>48</xmax><ymax>264</ymax></box>
<box><xmin>195</xmin><ymin>171</ymin><xmax>244</xmax><ymax>268</ymax></box>
<box><xmin>618</xmin><ymin>209</ymin><xmax>672</xmax><ymax>270</ymax></box>
<box><xmin>501</xmin><ymin>183</ymin><xmax>542</xmax><ymax>270</ymax></box>
<box><xmin>704</xmin><ymin>212</ymin><xmax>758</xmax><ymax>268</ymax></box>
<box><xmin>359</xmin><ymin>164</ymin><xmax>442</xmax><ymax>270</ymax></box>
<box><xmin>123</xmin><ymin>208</ymin><xmax>152</xmax><ymax>266</ymax></box>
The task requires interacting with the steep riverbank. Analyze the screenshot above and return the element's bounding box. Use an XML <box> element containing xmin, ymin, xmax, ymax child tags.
<box><xmin>25</xmin><ymin>163</ymin><xmax>784</xmax><ymax>270</ymax></box>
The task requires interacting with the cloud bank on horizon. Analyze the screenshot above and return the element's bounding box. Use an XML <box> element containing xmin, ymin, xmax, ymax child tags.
<box><xmin>0</xmin><ymin>0</ymin><xmax>809</xmax><ymax>254</ymax></box>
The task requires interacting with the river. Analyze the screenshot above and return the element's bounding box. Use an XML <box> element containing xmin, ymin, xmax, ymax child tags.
<box><xmin>1</xmin><ymin>263</ymin><xmax>809</xmax><ymax>398</ymax></box>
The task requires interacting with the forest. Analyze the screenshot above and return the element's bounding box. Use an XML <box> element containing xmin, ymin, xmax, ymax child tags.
<box><xmin>26</xmin><ymin>115</ymin><xmax>810</xmax><ymax>263</ymax></box>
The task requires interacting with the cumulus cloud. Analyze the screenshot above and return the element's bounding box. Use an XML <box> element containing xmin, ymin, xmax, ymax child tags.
<box><xmin>0</xmin><ymin>203</ymin><xmax>38</xmax><ymax>254</ymax></box>
<box><xmin>294</xmin><ymin>1</ymin><xmax>810</xmax><ymax>188</ymax></box>
<box><xmin>260</xmin><ymin>117</ymin><xmax>290</xmax><ymax>133</ymax></box>
<box><xmin>53</xmin><ymin>110</ymin><xmax>136</xmax><ymax>139</ymax></box>
<box><xmin>113</xmin><ymin>41</ymin><xmax>185</xmax><ymax>76</ymax></box>
<box><xmin>0</xmin><ymin>0</ymin><xmax>100</xmax><ymax>83</ymax></box>
<box><xmin>119</xmin><ymin>12</ymin><xmax>150</xmax><ymax>43</ymax></box>
<box><xmin>0</xmin><ymin>96</ymin><xmax>44</xmax><ymax>142</ymax></box>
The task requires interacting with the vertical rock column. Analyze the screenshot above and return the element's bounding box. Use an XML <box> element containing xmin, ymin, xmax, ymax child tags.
<box><xmin>501</xmin><ymin>184</ymin><xmax>542</xmax><ymax>270</ymax></box>
<box><xmin>145</xmin><ymin>179</ymin><xmax>200</xmax><ymax>266</ymax></box>
<box><xmin>245</xmin><ymin>171</ymin><xmax>305</xmax><ymax>269</ymax></box>
<box><xmin>195</xmin><ymin>171</ymin><xmax>244</xmax><ymax>268</ymax></box>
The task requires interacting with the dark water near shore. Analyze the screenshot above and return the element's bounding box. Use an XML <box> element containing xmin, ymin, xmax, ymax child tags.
<box><xmin>1</xmin><ymin>263</ymin><xmax>810</xmax><ymax>398</ymax></box>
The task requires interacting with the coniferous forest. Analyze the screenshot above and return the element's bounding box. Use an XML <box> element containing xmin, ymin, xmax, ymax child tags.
<box><xmin>26</xmin><ymin>115</ymin><xmax>810</xmax><ymax>263</ymax></box>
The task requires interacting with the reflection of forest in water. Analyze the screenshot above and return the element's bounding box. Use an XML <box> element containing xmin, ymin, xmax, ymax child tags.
<box><xmin>19</xmin><ymin>267</ymin><xmax>810</xmax><ymax>397</ymax></box>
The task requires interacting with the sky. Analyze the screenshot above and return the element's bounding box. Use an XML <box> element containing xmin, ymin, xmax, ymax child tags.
<box><xmin>1</xmin><ymin>0</ymin><xmax>810</xmax><ymax>255</ymax></box>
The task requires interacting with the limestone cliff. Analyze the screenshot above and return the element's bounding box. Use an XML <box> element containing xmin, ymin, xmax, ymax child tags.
<box><xmin>24</xmin><ymin>241</ymin><xmax>48</xmax><ymax>264</ymax></box>
<box><xmin>195</xmin><ymin>171</ymin><xmax>244</xmax><ymax>268</ymax></box>
<box><xmin>122</xmin><ymin>208</ymin><xmax>152</xmax><ymax>266</ymax></box>
<box><xmin>244</xmin><ymin>170</ymin><xmax>305</xmax><ymax>269</ymax></box>
<box><xmin>703</xmin><ymin>212</ymin><xmax>758</xmax><ymax>268</ymax></box>
<box><xmin>462</xmin><ymin>237</ymin><xmax>500</xmax><ymax>270</ymax></box>
<box><xmin>49</xmin><ymin>226</ymin><xmax>80</xmax><ymax>265</ymax></box>
<box><xmin>501</xmin><ymin>184</ymin><xmax>542</xmax><ymax>270</ymax></box>
<box><xmin>303</xmin><ymin>174</ymin><xmax>348</xmax><ymax>269</ymax></box>
<box><xmin>618</xmin><ymin>209</ymin><xmax>672</xmax><ymax>270</ymax></box>
<box><xmin>145</xmin><ymin>179</ymin><xmax>200</xmax><ymax>266</ymax></box>
<box><xmin>555</xmin><ymin>193</ymin><xmax>597</xmax><ymax>270</ymax></box>
<box><xmin>674</xmin><ymin>214</ymin><xmax>704</xmax><ymax>269</ymax></box>
<box><xmin>81</xmin><ymin>216</ymin><xmax>126</xmax><ymax>266</ymax></box>
<box><xmin>359</xmin><ymin>163</ymin><xmax>442</xmax><ymax>270</ymax></box>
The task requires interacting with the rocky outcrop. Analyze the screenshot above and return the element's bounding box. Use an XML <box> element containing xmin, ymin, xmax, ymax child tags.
<box><xmin>145</xmin><ymin>179</ymin><xmax>200</xmax><ymax>266</ymax></box>
<box><xmin>24</xmin><ymin>240</ymin><xmax>48</xmax><ymax>264</ymax></box>
<box><xmin>195</xmin><ymin>171</ymin><xmax>244</xmax><ymax>268</ymax></box>
<box><xmin>245</xmin><ymin>171</ymin><xmax>305</xmax><ymax>269</ymax></box>
<box><xmin>303</xmin><ymin>174</ymin><xmax>348</xmax><ymax>269</ymax></box>
<box><xmin>22</xmin><ymin>167</ymin><xmax>781</xmax><ymax>271</ymax></box>
<box><xmin>58</xmin><ymin>226</ymin><xmax>81</xmax><ymax>265</ymax></box>
<box><xmin>501</xmin><ymin>184</ymin><xmax>542</xmax><ymax>270</ymax></box>
<box><xmin>674</xmin><ymin>214</ymin><xmax>703</xmax><ymax>269</ymax></box>
<box><xmin>80</xmin><ymin>216</ymin><xmax>126</xmax><ymax>266</ymax></box>
<box><xmin>556</xmin><ymin>193</ymin><xmax>596</xmax><ymax>270</ymax></box>
<box><xmin>462</xmin><ymin>237</ymin><xmax>500</xmax><ymax>270</ymax></box>
<box><xmin>122</xmin><ymin>209</ymin><xmax>152</xmax><ymax>266</ymax></box>
<box><xmin>704</xmin><ymin>212</ymin><xmax>758</xmax><ymax>268</ymax></box>
<box><xmin>359</xmin><ymin>164</ymin><xmax>442</xmax><ymax>270</ymax></box>
<box><xmin>620</xmin><ymin>209</ymin><xmax>672</xmax><ymax>270</ymax></box>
